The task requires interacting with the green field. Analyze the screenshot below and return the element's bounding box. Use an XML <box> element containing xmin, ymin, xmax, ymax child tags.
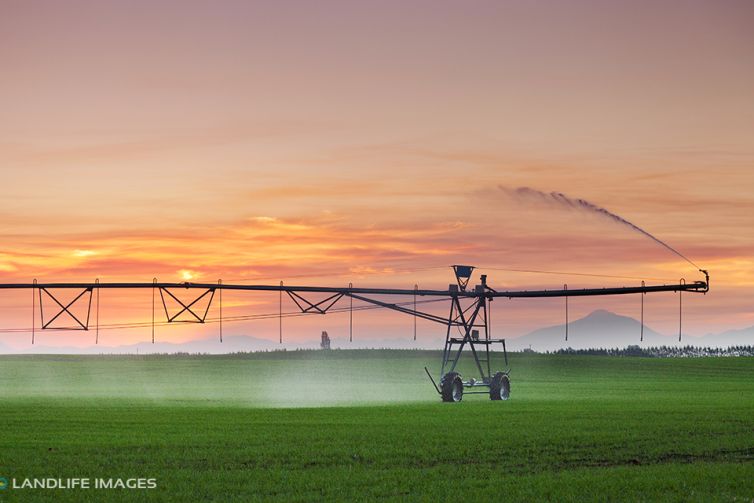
<box><xmin>0</xmin><ymin>350</ymin><xmax>752</xmax><ymax>502</ymax></box>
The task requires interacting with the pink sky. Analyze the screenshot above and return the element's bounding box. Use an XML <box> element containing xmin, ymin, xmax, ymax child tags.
<box><xmin>1</xmin><ymin>0</ymin><xmax>753</xmax><ymax>348</ymax></box>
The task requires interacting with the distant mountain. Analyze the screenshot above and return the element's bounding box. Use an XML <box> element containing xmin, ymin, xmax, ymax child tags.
<box><xmin>7</xmin><ymin>334</ymin><xmax>439</xmax><ymax>355</ymax></box>
<box><xmin>705</xmin><ymin>326</ymin><xmax>754</xmax><ymax>348</ymax></box>
<box><xmin>508</xmin><ymin>309</ymin><xmax>680</xmax><ymax>351</ymax></box>
<box><xmin>13</xmin><ymin>335</ymin><xmax>295</xmax><ymax>355</ymax></box>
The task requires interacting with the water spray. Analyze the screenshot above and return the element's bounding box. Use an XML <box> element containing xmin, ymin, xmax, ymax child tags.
<box><xmin>500</xmin><ymin>186</ymin><xmax>707</xmax><ymax>277</ymax></box>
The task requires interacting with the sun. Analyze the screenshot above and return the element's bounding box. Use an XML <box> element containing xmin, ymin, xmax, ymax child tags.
<box><xmin>178</xmin><ymin>269</ymin><xmax>196</xmax><ymax>281</ymax></box>
<box><xmin>73</xmin><ymin>249</ymin><xmax>97</xmax><ymax>257</ymax></box>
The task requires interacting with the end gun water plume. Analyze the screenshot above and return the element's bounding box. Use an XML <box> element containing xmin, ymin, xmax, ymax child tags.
<box><xmin>500</xmin><ymin>185</ymin><xmax>702</xmax><ymax>271</ymax></box>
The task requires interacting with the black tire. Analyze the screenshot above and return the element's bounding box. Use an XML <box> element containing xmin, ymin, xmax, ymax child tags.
<box><xmin>490</xmin><ymin>372</ymin><xmax>510</xmax><ymax>401</ymax></box>
<box><xmin>440</xmin><ymin>372</ymin><xmax>463</xmax><ymax>402</ymax></box>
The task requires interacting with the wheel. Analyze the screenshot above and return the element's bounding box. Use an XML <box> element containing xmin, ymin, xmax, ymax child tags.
<box><xmin>440</xmin><ymin>372</ymin><xmax>463</xmax><ymax>402</ymax></box>
<box><xmin>489</xmin><ymin>371</ymin><xmax>510</xmax><ymax>401</ymax></box>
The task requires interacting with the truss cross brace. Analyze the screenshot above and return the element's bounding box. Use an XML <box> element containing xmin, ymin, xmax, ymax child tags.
<box><xmin>39</xmin><ymin>287</ymin><xmax>94</xmax><ymax>330</ymax></box>
<box><xmin>159</xmin><ymin>286</ymin><xmax>216</xmax><ymax>323</ymax></box>
<box><xmin>286</xmin><ymin>291</ymin><xmax>344</xmax><ymax>314</ymax></box>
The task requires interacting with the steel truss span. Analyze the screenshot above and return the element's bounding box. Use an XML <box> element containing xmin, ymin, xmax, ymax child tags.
<box><xmin>0</xmin><ymin>266</ymin><xmax>709</xmax><ymax>402</ymax></box>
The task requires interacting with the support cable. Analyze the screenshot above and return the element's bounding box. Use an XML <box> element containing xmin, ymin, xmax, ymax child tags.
<box><xmin>564</xmin><ymin>284</ymin><xmax>569</xmax><ymax>342</ymax></box>
<box><xmin>219</xmin><ymin>279</ymin><xmax>223</xmax><ymax>343</ymax></box>
<box><xmin>152</xmin><ymin>278</ymin><xmax>157</xmax><ymax>344</ymax></box>
<box><xmin>0</xmin><ymin>297</ymin><xmax>449</xmax><ymax>334</ymax></box>
<box><xmin>640</xmin><ymin>280</ymin><xmax>645</xmax><ymax>342</ymax></box>
<box><xmin>222</xmin><ymin>265</ymin><xmax>447</xmax><ymax>284</ymax></box>
<box><xmin>32</xmin><ymin>279</ymin><xmax>37</xmax><ymax>344</ymax></box>
<box><xmin>479</xmin><ymin>266</ymin><xmax>678</xmax><ymax>282</ymax></box>
<box><xmin>349</xmin><ymin>282</ymin><xmax>353</xmax><ymax>343</ymax></box>
<box><xmin>679</xmin><ymin>278</ymin><xmax>685</xmax><ymax>342</ymax></box>
<box><xmin>413</xmin><ymin>284</ymin><xmax>418</xmax><ymax>341</ymax></box>
<box><xmin>95</xmin><ymin>278</ymin><xmax>100</xmax><ymax>344</ymax></box>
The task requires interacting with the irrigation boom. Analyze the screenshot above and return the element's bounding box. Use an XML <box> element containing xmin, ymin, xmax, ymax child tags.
<box><xmin>0</xmin><ymin>266</ymin><xmax>709</xmax><ymax>402</ymax></box>
<box><xmin>0</xmin><ymin>279</ymin><xmax>709</xmax><ymax>297</ymax></box>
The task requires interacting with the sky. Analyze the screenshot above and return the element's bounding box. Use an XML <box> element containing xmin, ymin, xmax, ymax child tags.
<box><xmin>1</xmin><ymin>0</ymin><xmax>753</xmax><ymax>349</ymax></box>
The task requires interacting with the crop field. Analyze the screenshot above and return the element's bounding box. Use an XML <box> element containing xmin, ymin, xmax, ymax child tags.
<box><xmin>0</xmin><ymin>350</ymin><xmax>752</xmax><ymax>501</ymax></box>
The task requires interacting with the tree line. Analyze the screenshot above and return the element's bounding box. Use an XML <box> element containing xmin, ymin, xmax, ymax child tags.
<box><xmin>547</xmin><ymin>345</ymin><xmax>754</xmax><ymax>357</ymax></box>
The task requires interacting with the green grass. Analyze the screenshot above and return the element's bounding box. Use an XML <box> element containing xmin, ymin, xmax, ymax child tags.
<box><xmin>0</xmin><ymin>350</ymin><xmax>752</xmax><ymax>501</ymax></box>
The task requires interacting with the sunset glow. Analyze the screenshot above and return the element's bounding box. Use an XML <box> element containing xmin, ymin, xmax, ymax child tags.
<box><xmin>1</xmin><ymin>0</ymin><xmax>752</xmax><ymax>349</ymax></box>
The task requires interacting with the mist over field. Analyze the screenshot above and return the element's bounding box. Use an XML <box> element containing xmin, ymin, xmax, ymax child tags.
<box><xmin>0</xmin><ymin>351</ymin><xmax>438</xmax><ymax>408</ymax></box>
